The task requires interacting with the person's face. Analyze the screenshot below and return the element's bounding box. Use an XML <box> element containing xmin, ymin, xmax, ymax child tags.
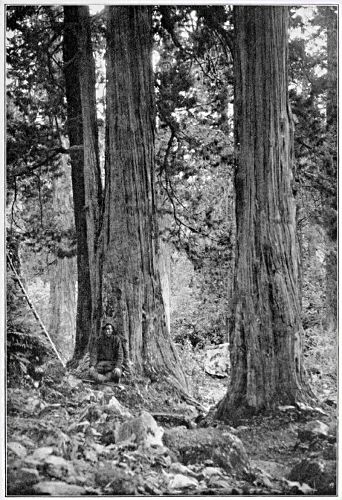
<box><xmin>104</xmin><ymin>324</ymin><xmax>114</xmax><ymax>337</ymax></box>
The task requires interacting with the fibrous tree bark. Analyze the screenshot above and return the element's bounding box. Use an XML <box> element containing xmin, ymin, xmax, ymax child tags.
<box><xmin>48</xmin><ymin>150</ymin><xmax>76</xmax><ymax>362</ymax></box>
<box><xmin>63</xmin><ymin>6</ymin><xmax>101</xmax><ymax>363</ymax></box>
<box><xmin>100</xmin><ymin>6</ymin><xmax>187</xmax><ymax>390</ymax></box>
<box><xmin>216</xmin><ymin>7</ymin><xmax>312</xmax><ymax>420</ymax></box>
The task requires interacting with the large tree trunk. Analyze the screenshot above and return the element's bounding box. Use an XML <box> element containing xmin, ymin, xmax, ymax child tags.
<box><xmin>216</xmin><ymin>7</ymin><xmax>312</xmax><ymax>420</ymax></box>
<box><xmin>324</xmin><ymin>6</ymin><xmax>337</xmax><ymax>328</ymax></box>
<box><xmin>101</xmin><ymin>6</ymin><xmax>187</xmax><ymax>390</ymax></box>
<box><xmin>76</xmin><ymin>6</ymin><xmax>103</xmax><ymax>365</ymax></box>
<box><xmin>48</xmin><ymin>150</ymin><xmax>76</xmax><ymax>362</ymax></box>
<box><xmin>63</xmin><ymin>6</ymin><xmax>102</xmax><ymax>364</ymax></box>
<box><xmin>63</xmin><ymin>7</ymin><xmax>92</xmax><ymax>362</ymax></box>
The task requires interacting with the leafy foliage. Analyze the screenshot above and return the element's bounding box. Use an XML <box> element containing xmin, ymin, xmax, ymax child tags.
<box><xmin>7</xmin><ymin>257</ymin><xmax>53</xmax><ymax>384</ymax></box>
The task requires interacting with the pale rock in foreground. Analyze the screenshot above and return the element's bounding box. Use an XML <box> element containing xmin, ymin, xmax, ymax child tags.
<box><xmin>115</xmin><ymin>410</ymin><xmax>164</xmax><ymax>447</ymax></box>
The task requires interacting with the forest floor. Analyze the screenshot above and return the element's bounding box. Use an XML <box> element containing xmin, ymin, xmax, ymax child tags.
<box><xmin>7</xmin><ymin>352</ymin><xmax>337</xmax><ymax>496</ymax></box>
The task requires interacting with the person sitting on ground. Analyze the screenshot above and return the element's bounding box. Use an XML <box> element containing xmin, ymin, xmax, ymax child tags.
<box><xmin>89</xmin><ymin>320</ymin><xmax>124</xmax><ymax>383</ymax></box>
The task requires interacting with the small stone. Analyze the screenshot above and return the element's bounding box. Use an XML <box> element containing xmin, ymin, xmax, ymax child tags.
<box><xmin>65</xmin><ymin>374</ymin><xmax>83</xmax><ymax>389</ymax></box>
<box><xmin>201</xmin><ymin>466</ymin><xmax>223</xmax><ymax>478</ymax></box>
<box><xmin>169</xmin><ymin>474</ymin><xmax>199</xmax><ymax>490</ymax></box>
<box><xmin>19</xmin><ymin>468</ymin><xmax>40</xmax><ymax>484</ymax></box>
<box><xmin>44</xmin><ymin>455</ymin><xmax>74</xmax><ymax>479</ymax></box>
<box><xmin>207</xmin><ymin>476</ymin><xmax>232</xmax><ymax>489</ymax></box>
<box><xmin>236</xmin><ymin>425</ymin><xmax>249</xmax><ymax>432</ymax></box>
<box><xmin>22</xmin><ymin>457</ymin><xmax>41</xmax><ymax>468</ymax></box>
<box><xmin>7</xmin><ymin>441</ymin><xmax>27</xmax><ymax>458</ymax></box>
<box><xmin>31</xmin><ymin>446</ymin><xmax>54</xmax><ymax>461</ymax></box>
<box><xmin>25</xmin><ymin>397</ymin><xmax>44</xmax><ymax>414</ymax></box>
<box><xmin>105</xmin><ymin>396</ymin><xmax>132</xmax><ymax>418</ymax></box>
<box><xmin>278</xmin><ymin>405</ymin><xmax>296</xmax><ymax>412</ymax></box>
<box><xmin>33</xmin><ymin>481</ymin><xmax>86</xmax><ymax>495</ymax></box>
<box><xmin>170</xmin><ymin>462</ymin><xmax>198</xmax><ymax>477</ymax></box>
<box><xmin>204</xmin><ymin>343</ymin><xmax>230</xmax><ymax>378</ymax></box>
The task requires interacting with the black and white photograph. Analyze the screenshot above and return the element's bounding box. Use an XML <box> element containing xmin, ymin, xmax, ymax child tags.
<box><xmin>5</xmin><ymin>3</ymin><xmax>338</xmax><ymax>496</ymax></box>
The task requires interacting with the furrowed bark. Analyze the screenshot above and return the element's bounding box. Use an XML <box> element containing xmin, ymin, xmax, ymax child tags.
<box><xmin>102</xmin><ymin>6</ymin><xmax>187</xmax><ymax>390</ymax></box>
<box><xmin>217</xmin><ymin>7</ymin><xmax>313</xmax><ymax>420</ymax></box>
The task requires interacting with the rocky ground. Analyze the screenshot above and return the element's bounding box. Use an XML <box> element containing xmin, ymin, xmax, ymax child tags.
<box><xmin>7</xmin><ymin>358</ymin><xmax>337</xmax><ymax>496</ymax></box>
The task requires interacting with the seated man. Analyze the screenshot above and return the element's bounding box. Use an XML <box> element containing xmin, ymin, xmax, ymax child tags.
<box><xmin>89</xmin><ymin>320</ymin><xmax>124</xmax><ymax>383</ymax></box>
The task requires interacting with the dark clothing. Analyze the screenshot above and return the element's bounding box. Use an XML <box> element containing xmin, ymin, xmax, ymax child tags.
<box><xmin>96</xmin><ymin>334</ymin><xmax>123</xmax><ymax>369</ymax></box>
<box><xmin>89</xmin><ymin>322</ymin><xmax>125</xmax><ymax>383</ymax></box>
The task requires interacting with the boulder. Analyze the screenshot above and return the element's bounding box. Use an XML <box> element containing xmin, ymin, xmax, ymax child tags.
<box><xmin>115</xmin><ymin>411</ymin><xmax>164</xmax><ymax>448</ymax></box>
<box><xmin>288</xmin><ymin>458</ymin><xmax>336</xmax><ymax>495</ymax></box>
<box><xmin>163</xmin><ymin>427</ymin><xmax>250</xmax><ymax>477</ymax></box>
<box><xmin>33</xmin><ymin>481</ymin><xmax>86</xmax><ymax>495</ymax></box>
<box><xmin>204</xmin><ymin>343</ymin><xmax>230</xmax><ymax>378</ymax></box>
<box><xmin>95</xmin><ymin>465</ymin><xmax>139</xmax><ymax>494</ymax></box>
<box><xmin>7</xmin><ymin>467</ymin><xmax>40</xmax><ymax>495</ymax></box>
<box><xmin>298</xmin><ymin>420</ymin><xmax>329</xmax><ymax>442</ymax></box>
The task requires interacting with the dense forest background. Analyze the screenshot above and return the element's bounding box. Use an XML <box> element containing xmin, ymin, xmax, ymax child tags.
<box><xmin>7</xmin><ymin>5</ymin><xmax>336</xmax><ymax>391</ymax></box>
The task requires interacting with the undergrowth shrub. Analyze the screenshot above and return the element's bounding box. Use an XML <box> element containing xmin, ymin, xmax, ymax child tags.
<box><xmin>7</xmin><ymin>268</ymin><xmax>53</xmax><ymax>385</ymax></box>
<box><xmin>176</xmin><ymin>340</ymin><xmax>206</xmax><ymax>399</ymax></box>
<box><xmin>304</xmin><ymin>325</ymin><xmax>337</xmax><ymax>399</ymax></box>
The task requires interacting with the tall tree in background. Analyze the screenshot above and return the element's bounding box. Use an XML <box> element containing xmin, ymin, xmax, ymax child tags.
<box><xmin>100</xmin><ymin>6</ymin><xmax>187</xmax><ymax>390</ymax></box>
<box><xmin>48</xmin><ymin>152</ymin><xmax>76</xmax><ymax>361</ymax></box>
<box><xmin>63</xmin><ymin>6</ymin><xmax>102</xmax><ymax>364</ymax></box>
<box><xmin>217</xmin><ymin>7</ymin><xmax>312</xmax><ymax>420</ymax></box>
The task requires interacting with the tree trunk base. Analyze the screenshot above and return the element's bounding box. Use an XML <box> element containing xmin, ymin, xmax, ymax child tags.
<box><xmin>215</xmin><ymin>386</ymin><xmax>317</xmax><ymax>425</ymax></box>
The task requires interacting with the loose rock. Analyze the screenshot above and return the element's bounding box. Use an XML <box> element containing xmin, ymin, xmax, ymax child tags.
<box><xmin>298</xmin><ymin>420</ymin><xmax>329</xmax><ymax>442</ymax></box>
<box><xmin>7</xmin><ymin>441</ymin><xmax>27</xmax><ymax>458</ymax></box>
<box><xmin>44</xmin><ymin>455</ymin><xmax>74</xmax><ymax>479</ymax></box>
<box><xmin>169</xmin><ymin>473</ymin><xmax>199</xmax><ymax>490</ymax></box>
<box><xmin>33</xmin><ymin>481</ymin><xmax>86</xmax><ymax>495</ymax></box>
<box><xmin>170</xmin><ymin>462</ymin><xmax>199</xmax><ymax>477</ymax></box>
<box><xmin>288</xmin><ymin>458</ymin><xmax>336</xmax><ymax>494</ymax></box>
<box><xmin>105</xmin><ymin>395</ymin><xmax>132</xmax><ymax>418</ymax></box>
<box><xmin>7</xmin><ymin>467</ymin><xmax>40</xmax><ymax>495</ymax></box>
<box><xmin>116</xmin><ymin>411</ymin><xmax>164</xmax><ymax>448</ymax></box>
<box><xmin>163</xmin><ymin>427</ymin><xmax>250</xmax><ymax>477</ymax></box>
<box><xmin>31</xmin><ymin>446</ymin><xmax>54</xmax><ymax>461</ymax></box>
<box><xmin>204</xmin><ymin>343</ymin><xmax>230</xmax><ymax>378</ymax></box>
